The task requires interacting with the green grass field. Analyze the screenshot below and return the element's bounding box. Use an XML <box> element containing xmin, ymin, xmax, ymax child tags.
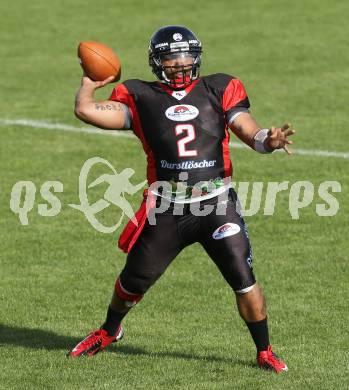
<box><xmin>1</xmin><ymin>0</ymin><xmax>348</xmax><ymax>389</ymax></box>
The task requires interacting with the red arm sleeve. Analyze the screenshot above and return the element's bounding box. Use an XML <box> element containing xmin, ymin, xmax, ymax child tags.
<box><xmin>109</xmin><ymin>83</ymin><xmax>133</xmax><ymax>106</ymax></box>
<box><xmin>222</xmin><ymin>79</ymin><xmax>250</xmax><ymax>124</ymax></box>
<box><xmin>109</xmin><ymin>83</ymin><xmax>134</xmax><ymax>129</ymax></box>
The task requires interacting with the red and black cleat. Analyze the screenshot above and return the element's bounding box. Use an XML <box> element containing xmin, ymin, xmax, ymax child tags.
<box><xmin>67</xmin><ymin>325</ymin><xmax>124</xmax><ymax>358</ymax></box>
<box><xmin>257</xmin><ymin>345</ymin><xmax>288</xmax><ymax>373</ymax></box>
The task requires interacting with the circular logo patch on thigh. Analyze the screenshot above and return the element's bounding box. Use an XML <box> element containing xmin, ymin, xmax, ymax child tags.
<box><xmin>212</xmin><ymin>223</ymin><xmax>241</xmax><ymax>240</ymax></box>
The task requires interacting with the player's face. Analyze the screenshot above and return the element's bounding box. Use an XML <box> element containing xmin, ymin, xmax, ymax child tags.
<box><xmin>161</xmin><ymin>53</ymin><xmax>195</xmax><ymax>79</ymax></box>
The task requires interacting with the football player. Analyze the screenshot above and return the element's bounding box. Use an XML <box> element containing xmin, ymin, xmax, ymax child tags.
<box><xmin>69</xmin><ymin>25</ymin><xmax>294</xmax><ymax>373</ymax></box>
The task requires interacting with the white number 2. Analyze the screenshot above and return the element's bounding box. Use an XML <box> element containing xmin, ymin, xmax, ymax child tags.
<box><xmin>175</xmin><ymin>124</ymin><xmax>198</xmax><ymax>157</ymax></box>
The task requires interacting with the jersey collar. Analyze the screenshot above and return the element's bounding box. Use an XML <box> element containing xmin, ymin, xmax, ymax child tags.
<box><xmin>157</xmin><ymin>79</ymin><xmax>200</xmax><ymax>101</ymax></box>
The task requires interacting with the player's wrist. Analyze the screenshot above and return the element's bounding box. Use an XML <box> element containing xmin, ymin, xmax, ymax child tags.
<box><xmin>263</xmin><ymin>136</ymin><xmax>275</xmax><ymax>153</ymax></box>
<box><xmin>254</xmin><ymin>129</ymin><xmax>273</xmax><ymax>154</ymax></box>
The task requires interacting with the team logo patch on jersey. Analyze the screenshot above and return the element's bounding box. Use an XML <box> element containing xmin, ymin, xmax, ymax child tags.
<box><xmin>212</xmin><ymin>223</ymin><xmax>241</xmax><ymax>240</ymax></box>
<box><xmin>165</xmin><ymin>105</ymin><xmax>199</xmax><ymax>122</ymax></box>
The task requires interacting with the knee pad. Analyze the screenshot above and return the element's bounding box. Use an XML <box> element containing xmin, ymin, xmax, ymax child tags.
<box><xmin>115</xmin><ymin>278</ymin><xmax>144</xmax><ymax>308</ymax></box>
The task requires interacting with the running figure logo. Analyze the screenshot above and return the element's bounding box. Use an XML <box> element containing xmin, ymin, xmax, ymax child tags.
<box><xmin>69</xmin><ymin>157</ymin><xmax>146</xmax><ymax>233</ymax></box>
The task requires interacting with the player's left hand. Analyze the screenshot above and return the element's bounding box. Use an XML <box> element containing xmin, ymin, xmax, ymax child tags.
<box><xmin>266</xmin><ymin>123</ymin><xmax>296</xmax><ymax>154</ymax></box>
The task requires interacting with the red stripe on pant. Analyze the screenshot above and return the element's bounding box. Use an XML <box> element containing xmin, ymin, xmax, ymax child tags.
<box><xmin>115</xmin><ymin>278</ymin><xmax>143</xmax><ymax>304</ymax></box>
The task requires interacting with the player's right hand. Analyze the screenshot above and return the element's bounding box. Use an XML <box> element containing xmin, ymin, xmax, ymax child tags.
<box><xmin>81</xmin><ymin>72</ymin><xmax>115</xmax><ymax>89</ymax></box>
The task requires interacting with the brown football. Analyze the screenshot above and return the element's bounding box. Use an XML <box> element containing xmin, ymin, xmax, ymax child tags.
<box><xmin>78</xmin><ymin>41</ymin><xmax>121</xmax><ymax>81</ymax></box>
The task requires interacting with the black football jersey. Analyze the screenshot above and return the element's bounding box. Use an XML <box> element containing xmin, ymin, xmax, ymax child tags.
<box><xmin>109</xmin><ymin>73</ymin><xmax>250</xmax><ymax>186</ymax></box>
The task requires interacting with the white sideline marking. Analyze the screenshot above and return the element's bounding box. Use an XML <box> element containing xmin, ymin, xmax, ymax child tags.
<box><xmin>0</xmin><ymin>118</ymin><xmax>134</xmax><ymax>139</ymax></box>
<box><xmin>1</xmin><ymin>118</ymin><xmax>349</xmax><ymax>159</ymax></box>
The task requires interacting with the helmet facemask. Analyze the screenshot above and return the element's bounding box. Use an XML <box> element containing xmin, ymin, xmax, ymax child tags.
<box><xmin>154</xmin><ymin>52</ymin><xmax>201</xmax><ymax>89</ymax></box>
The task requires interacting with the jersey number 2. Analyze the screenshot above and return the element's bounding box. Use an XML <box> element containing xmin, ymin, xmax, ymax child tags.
<box><xmin>175</xmin><ymin>124</ymin><xmax>198</xmax><ymax>157</ymax></box>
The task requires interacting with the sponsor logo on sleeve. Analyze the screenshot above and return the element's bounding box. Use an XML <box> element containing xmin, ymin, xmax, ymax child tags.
<box><xmin>212</xmin><ymin>223</ymin><xmax>241</xmax><ymax>240</ymax></box>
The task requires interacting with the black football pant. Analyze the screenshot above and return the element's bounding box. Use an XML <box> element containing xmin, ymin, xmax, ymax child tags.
<box><xmin>119</xmin><ymin>188</ymin><xmax>256</xmax><ymax>296</ymax></box>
